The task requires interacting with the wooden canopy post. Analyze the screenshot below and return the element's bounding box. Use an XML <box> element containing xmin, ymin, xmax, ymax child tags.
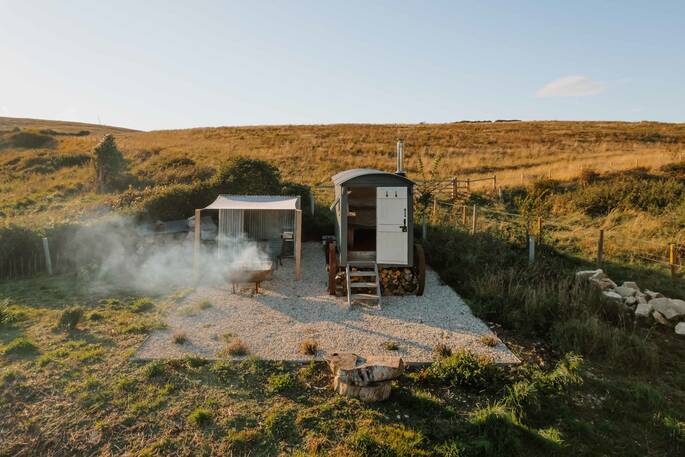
<box><xmin>193</xmin><ymin>209</ymin><xmax>201</xmax><ymax>283</ymax></box>
<box><xmin>295</xmin><ymin>209</ymin><xmax>302</xmax><ymax>281</ymax></box>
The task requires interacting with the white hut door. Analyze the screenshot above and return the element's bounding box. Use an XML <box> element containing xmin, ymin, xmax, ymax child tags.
<box><xmin>376</xmin><ymin>187</ymin><xmax>408</xmax><ymax>264</ymax></box>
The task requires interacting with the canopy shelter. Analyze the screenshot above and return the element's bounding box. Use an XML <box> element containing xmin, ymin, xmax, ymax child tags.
<box><xmin>194</xmin><ymin>195</ymin><xmax>302</xmax><ymax>280</ymax></box>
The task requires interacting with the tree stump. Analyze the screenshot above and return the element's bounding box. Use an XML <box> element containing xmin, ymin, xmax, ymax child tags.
<box><xmin>325</xmin><ymin>353</ymin><xmax>404</xmax><ymax>402</ymax></box>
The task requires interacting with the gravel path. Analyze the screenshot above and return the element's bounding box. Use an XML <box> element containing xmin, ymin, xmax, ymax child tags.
<box><xmin>135</xmin><ymin>242</ymin><xmax>520</xmax><ymax>364</ymax></box>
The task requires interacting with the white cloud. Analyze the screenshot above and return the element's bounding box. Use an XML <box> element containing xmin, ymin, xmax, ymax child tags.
<box><xmin>536</xmin><ymin>75</ymin><xmax>607</xmax><ymax>98</ymax></box>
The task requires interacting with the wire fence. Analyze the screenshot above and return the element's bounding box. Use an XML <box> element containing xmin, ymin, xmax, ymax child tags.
<box><xmin>425</xmin><ymin>197</ymin><xmax>684</xmax><ymax>278</ymax></box>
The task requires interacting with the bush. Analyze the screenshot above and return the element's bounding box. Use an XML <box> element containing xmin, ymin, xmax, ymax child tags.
<box><xmin>0</xmin><ymin>299</ymin><xmax>18</xmax><ymax>327</ymax></box>
<box><xmin>92</xmin><ymin>134</ymin><xmax>126</xmax><ymax>193</ymax></box>
<box><xmin>5</xmin><ymin>130</ymin><xmax>54</xmax><ymax>148</ymax></box>
<box><xmin>263</xmin><ymin>407</ymin><xmax>295</xmax><ymax>440</ymax></box>
<box><xmin>267</xmin><ymin>373</ymin><xmax>296</xmax><ymax>394</ymax></box>
<box><xmin>188</xmin><ymin>406</ymin><xmax>213</xmax><ymax>427</ymax></box>
<box><xmin>58</xmin><ymin>306</ymin><xmax>84</xmax><ymax>330</ymax></box>
<box><xmin>578</xmin><ymin>168</ymin><xmax>600</xmax><ymax>185</ymax></box>
<box><xmin>3</xmin><ymin>337</ymin><xmax>39</xmax><ymax>357</ymax></box>
<box><xmin>424</xmin><ymin>349</ymin><xmax>499</xmax><ymax>390</ymax></box>
<box><xmin>131</xmin><ymin>298</ymin><xmax>154</xmax><ymax>313</ymax></box>
<box><xmin>212</xmin><ymin>156</ymin><xmax>281</xmax><ymax>195</ymax></box>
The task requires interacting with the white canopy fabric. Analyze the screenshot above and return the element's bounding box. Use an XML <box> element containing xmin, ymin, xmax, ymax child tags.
<box><xmin>203</xmin><ymin>195</ymin><xmax>300</xmax><ymax>211</ymax></box>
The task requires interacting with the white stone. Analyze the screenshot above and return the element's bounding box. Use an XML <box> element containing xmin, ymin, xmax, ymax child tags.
<box><xmin>602</xmin><ymin>290</ymin><xmax>623</xmax><ymax>304</ymax></box>
<box><xmin>624</xmin><ymin>296</ymin><xmax>638</xmax><ymax>307</ymax></box>
<box><xmin>675</xmin><ymin>322</ymin><xmax>685</xmax><ymax>336</ymax></box>
<box><xmin>635</xmin><ymin>302</ymin><xmax>652</xmax><ymax>318</ymax></box>
<box><xmin>652</xmin><ymin>310</ymin><xmax>671</xmax><ymax>326</ymax></box>
<box><xmin>637</xmin><ymin>296</ymin><xmax>648</xmax><ymax>305</ymax></box>
<box><xmin>644</xmin><ymin>289</ymin><xmax>663</xmax><ymax>300</ymax></box>
<box><xmin>591</xmin><ymin>278</ymin><xmax>617</xmax><ymax>290</ymax></box>
<box><xmin>621</xmin><ymin>281</ymin><xmax>640</xmax><ymax>291</ymax></box>
<box><xmin>590</xmin><ymin>270</ymin><xmax>607</xmax><ymax>280</ymax></box>
<box><xmin>614</xmin><ymin>286</ymin><xmax>637</xmax><ymax>298</ymax></box>
<box><xmin>576</xmin><ymin>269</ymin><xmax>602</xmax><ymax>279</ymax></box>
<box><xmin>651</xmin><ymin>297</ymin><xmax>685</xmax><ymax>321</ymax></box>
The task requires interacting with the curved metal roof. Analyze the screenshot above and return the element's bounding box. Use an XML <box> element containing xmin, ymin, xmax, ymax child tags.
<box><xmin>331</xmin><ymin>168</ymin><xmax>413</xmax><ymax>186</ymax></box>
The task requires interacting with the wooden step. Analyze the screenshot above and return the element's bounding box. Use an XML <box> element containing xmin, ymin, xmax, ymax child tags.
<box><xmin>349</xmin><ymin>282</ymin><xmax>376</xmax><ymax>288</ymax></box>
<box><xmin>348</xmin><ymin>271</ymin><xmax>376</xmax><ymax>277</ymax></box>
<box><xmin>351</xmin><ymin>293</ymin><xmax>379</xmax><ymax>300</ymax></box>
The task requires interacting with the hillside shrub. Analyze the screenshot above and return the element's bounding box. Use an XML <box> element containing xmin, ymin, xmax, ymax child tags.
<box><xmin>213</xmin><ymin>156</ymin><xmax>281</xmax><ymax>195</ymax></box>
<box><xmin>92</xmin><ymin>134</ymin><xmax>126</xmax><ymax>193</ymax></box>
<box><xmin>266</xmin><ymin>373</ymin><xmax>296</xmax><ymax>394</ymax></box>
<box><xmin>4</xmin><ymin>130</ymin><xmax>54</xmax><ymax>148</ymax></box>
<box><xmin>423</xmin><ymin>349</ymin><xmax>500</xmax><ymax>390</ymax></box>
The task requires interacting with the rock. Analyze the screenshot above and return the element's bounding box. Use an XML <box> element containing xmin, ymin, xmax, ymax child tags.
<box><xmin>652</xmin><ymin>310</ymin><xmax>671</xmax><ymax>326</ymax></box>
<box><xmin>624</xmin><ymin>296</ymin><xmax>638</xmax><ymax>307</ymax></box>
<box><xmin>621</xmin><ymin>281</ymin><xmax>640</xmax><ymax>291</ymax></box>
<box><xmin>676</xmin><ymin>322</ymin><xmax>685</xmax><ymax>336</ymax></box>
<box><xmin>576</xmin><ymin>269</ymin><xmax>602</xmax><ymax>279</ymax></box>
<box><xmin>650</xmin><ymin>297</ymin><xmax>685</xmax><ymax>321</ymax></box>
<box><xmin>591</xmin><ymin>278</ymin><xmax>618</xmax><ymax>290</ymax></box>
<box><xmin>644</xmin><ymin>289</ymin><xmax>663</xmax><ymax>300</ymax></box>
<box><xmin>602</xmin><ymin>290</ymin><xmax>623</xmax><ymax>304</ymax></box>
<box><xmin>614</xmin><ymin>286</ymin><xmax>637</xmax><ymax>298</ymax></box>
<box><xmin>635</xmin><ymin>302</ymin><xmax>652</xmax><ymax>318</ymax></box>
<box><xmin>636</xmin><ymin>295</ymin><xmax>648</xmax><ymax>305</ymax></box>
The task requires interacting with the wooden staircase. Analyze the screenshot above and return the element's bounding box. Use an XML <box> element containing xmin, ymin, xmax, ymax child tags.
<box><xmin>345</xmin><ymin>261</ymin><xmax>381</xmax><ymax>309</ymax></box>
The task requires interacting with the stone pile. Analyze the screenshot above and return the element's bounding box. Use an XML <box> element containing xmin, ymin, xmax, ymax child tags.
<box><xmin>576</xmin><ymin>269</ymin><xmax>685</xmax><ymax>336</ymax></box>
<box><xmin>325</xmin><ymin>353</ymin><xmax>404</xmax><ymax>402</ymax></box>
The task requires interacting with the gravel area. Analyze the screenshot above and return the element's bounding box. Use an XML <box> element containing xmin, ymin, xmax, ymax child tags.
<box><xmin>135</xmin><ymin>242</ymin><xmax>520</xmax><ymax>364</ymax></box>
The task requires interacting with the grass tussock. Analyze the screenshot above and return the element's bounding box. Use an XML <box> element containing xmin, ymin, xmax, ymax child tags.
<box><xmin>3</xmin><ymin>337</ymin><xmax>39</xmax><ymax>357</ymax></box>
<box><xmin>172</xmin><ymin>331</ymin><xmax>187</xmax><ymax>345</ymax></box>
<box><xmin>422</xmin><ymin>349</ymin><xmax>499</xmax><ymax>390</ymax></box>
<box><xmin>299</xmin><ymin>339</ymin><xmax>319</xmax><ymax>356</ymax></box>
<box><xmin>58</xmin><ymin>306</ymin><xmax>84</xmax><ymax>330</ymax></box>
<box><xmin>221</xmin><ymin>337</ymin><xmax>249</xmax><ymax>357</ymax></box>
<box><xmin>382</xmin><ymin>341</ymin><xmax>400</xmax><ymax>351</ymax></box>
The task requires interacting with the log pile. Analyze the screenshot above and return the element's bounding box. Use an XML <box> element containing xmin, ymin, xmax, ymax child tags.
<box><xmin>379</xmin><ymin>267</ymin><xmax>418</xmax><ymax>295</ymax></box>
<box><xmin>334</xmin><ymin>267</ymin><xmax>418</xmax><ymax>296</ymax></box>
<box><xmin>326</xmin><ymin>353</ymin><xmax>404</xmax><ymax>402</ymax></box>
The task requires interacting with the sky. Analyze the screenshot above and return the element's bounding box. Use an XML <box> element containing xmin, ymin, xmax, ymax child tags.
<box><xmin>1</xmin><ymin>1</ymin><xmax>683</xmax><ymax>130</ymax></box>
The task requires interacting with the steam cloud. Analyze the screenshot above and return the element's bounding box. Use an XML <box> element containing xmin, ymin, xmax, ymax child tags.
<box><xmin>65</xmin><ymin>216</ymin><xmax>271</xmax><ymax>293</ymax></box>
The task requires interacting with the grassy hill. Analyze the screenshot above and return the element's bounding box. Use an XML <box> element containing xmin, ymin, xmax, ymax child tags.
<box><xmin>1</xmin><ymin>116</ymin><xmax>684</xmax><ymax>228</ymax></box>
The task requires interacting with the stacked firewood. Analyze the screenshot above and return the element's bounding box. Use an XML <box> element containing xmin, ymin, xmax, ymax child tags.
<box><xmin>379</xmin><ymin>267</ymin><xmax>418</xmax><ymax>295</ymax></box>
<box><xmin>334</xmin><ymin>267</ymin><xmax>418</xmax><ymax>296</ymax></box>
<box><xmin>326</xmin><ymin>353</ymin><xmax>404</xmax><ymax>402</ymax></box>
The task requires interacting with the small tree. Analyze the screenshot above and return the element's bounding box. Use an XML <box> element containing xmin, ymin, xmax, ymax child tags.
<box><xmin>92</xmin><ymin>134</ymin><xmax>125</xmax><ymax>193</ymax></box>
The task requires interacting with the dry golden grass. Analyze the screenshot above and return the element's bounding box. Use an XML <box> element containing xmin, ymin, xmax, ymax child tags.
<box><xmin>1</xmin><ymin>117</ymin><xmax>684</xmax><ymax>228</ymax></box>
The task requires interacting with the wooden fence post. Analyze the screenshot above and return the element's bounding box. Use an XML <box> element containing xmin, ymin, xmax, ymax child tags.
<box><xmin>309</xmin><ymin>193</ymin><xmax>316</xmax><ymax>216</ymax></box>
<box><xmin>432</xmin><ymin>198</ymin><xmax>438</xmax><ymax>223</ymax></box>
<box><xmin>669</xmin><ymin>243</ymin><xmax>677</xmax><ymax>280</ymax></box>
<box><xmin>492</xmin><ymin>175</ymin><xmax>497</xmax><ymax>192</ymax></box>
<box><xmin>528</xmin><ymin>236</ymin><xmax>535</xmax><ymax>264</ymax></box>
<box><xmin>461</xmin><ymin>205</ymin><xmax>467</xmax><ymax>225</ymax></box>
<box><xmin>466</xmin><ymin>178</ymin><xmax>471</xmax><ymax>193</ymax></box>
<box><xmin>471</xmin><ymin>204</ymin><xmax>477</xmax><ymax>235</ymax></box>
<box><xmin>193</xmin><ymin>209</ymin><xmax>201</xmax><ymax>283</ymax></box>
<box><xmin>42</xmin><ymin>237</ymin><xmax>53</xmax><ymax>275</ymax></box>
<box><xmin>451</xmin><ymin>177</ymin><xmax>457</xmax><ymax>201</ymax></box>
<box><xmin>295</xmin><ymin>209</ymin><xmax>302</xmax><ymax>281</ymax></box>
<box><xmin>597</xmin><ymin>229</ymin><xmax>604</xmax><ymax>266</ymax></box>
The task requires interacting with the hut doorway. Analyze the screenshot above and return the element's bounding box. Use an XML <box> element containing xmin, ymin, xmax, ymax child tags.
<box><xmin>347</xmin><ymin>186</ymin><xmax>376</xmax><ymax>259</ymax></box>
